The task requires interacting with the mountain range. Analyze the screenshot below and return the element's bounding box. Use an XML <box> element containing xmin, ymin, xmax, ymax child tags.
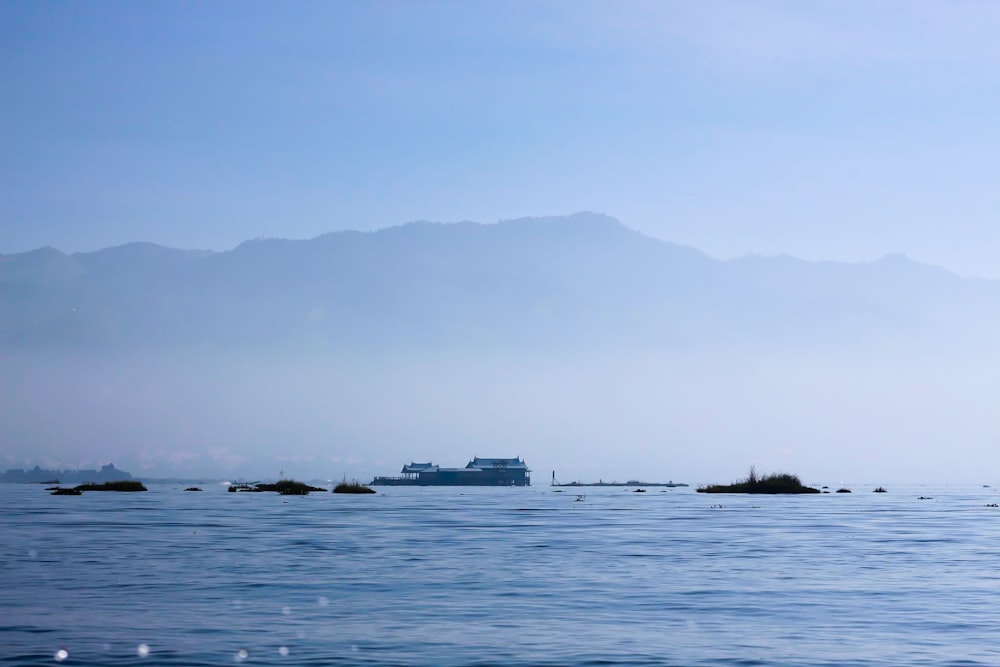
<box><xmin>4</xmin><ymin>213</ymin><xmax>1000</xmax><ymax>482</ymax></box>
<box><xmin>3</xmin><ymin>212</ymin><xmax>996</xmax><ymax>351</ymax></box>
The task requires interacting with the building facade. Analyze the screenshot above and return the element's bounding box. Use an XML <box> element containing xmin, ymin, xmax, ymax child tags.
<box><xmin>372</xmin><ymin>456</ymin><xmax>531</xmax><ymax>486</ymax></box>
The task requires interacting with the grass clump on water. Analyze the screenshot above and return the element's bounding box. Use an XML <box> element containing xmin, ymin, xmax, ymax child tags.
<box><xmin>333</xmin><ymin>480</ymin><xmax>376</xmax><ymax>494</ymax></box>
<box><xmin>697</xmin><ymin>467</ymin><xmax>820</xmax><ymax>494</ymax></box>
<box><xmin>74</xmin><ymin>480</ymin><xmax>147</xmax><ymax>492</ymax></box>
<box><xmin>228</xmin><ymin>480</ymin><xmax>325</xmax><ymax>494</ymax></box>
<box><xmin>258</xmin><ymin>480</ymin><xmax>326</xmax><ymax>495</ymax></box>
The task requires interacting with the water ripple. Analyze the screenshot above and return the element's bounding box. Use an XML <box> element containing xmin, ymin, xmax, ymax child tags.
<box><xmin>3</xmin><ymin>484</ymin><xmax>1000</xmax><ymax>665</ymax></box>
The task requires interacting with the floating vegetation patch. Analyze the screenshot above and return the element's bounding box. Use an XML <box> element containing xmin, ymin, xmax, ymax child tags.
<box><xmin>49</xmin><ymin>480</ymin><xmax>147</xmax><ymax>494</ymax></box>
<box><xmin>267</xmin><ymin>480</ymin><xmax>327</xmax><ymax>495</ymax></box>
<box><xmin>184</xmin><ymin>487</ymin><xmax>203</xmax><ymax>492</ymax></box>
<box><xmin>333</xmin><ymin>480</ymin><xmax>376</xmax><ymax>494</ymax></box>
<box><xmin>697</xmin><ymin>467</ymin><xmax>820</xmax><ymax>494</ymax></box>
<box><xmin>228</xmin><ymin>483</ymin><xmax>256</xmax><ymax>493</ymax></box>
<box><xmin>229</xmin><ymin>480</ymin><xmax>326</xmax><ymax>495</ymax></box>
<box><xmin>874</xmin><ymin>487</ymin><xmax>888</xmax><ymax>493</ymax></box>
<box><xmin>74</xmin><ymin>481</ymin><xmax>147</xmax><ymax>492</ymax></box>
<box><xmin>836</xmin><ymin>488</ymin><xmax>852</xmax><ymax>493</ymax></box>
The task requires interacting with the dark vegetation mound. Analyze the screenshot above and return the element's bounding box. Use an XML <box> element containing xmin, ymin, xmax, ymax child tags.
<box><xmin>184</xmin><ymin>487</ymin><xmax>203</xmax><ymax>491</ymax></box>
<box><xmin>333</xmin><ymin>481</ymin><xmax>376</xmax><ymax>494</ymax></box>
<box><xmin>697</xmin><ymin>467</ymin><xmax>820</xmax><ymax>494</ymax></box>
<box><xmin>836</xmin><ymin>488</ymin><xmax>852</xmax><ymax>493</ymax></box>
<box><xmin>228</xmin><ymin>480</ymin><xmax>325</xmax><ymax>495</ymax></box>
<box><xmin>873</xmin><ymin>487</ymin><xmax>888</xmax><ymax>493</ymax></box>
<box><xmin>50</xmin><ymin>480</ymin><xmax>147</xmax><ymax>494</ymax></box>
<box><xmin>75</xmin><ymin>481</ymin><xmax>147</xmax><ymax>492</ymax></box>
<box><xmin>267</xmin><ymin>480</ymin><xmax>326</xmax><ymax>495</ymax></box>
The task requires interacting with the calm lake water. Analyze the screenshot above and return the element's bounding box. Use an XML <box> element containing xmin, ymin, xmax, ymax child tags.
<box><xmin>2</xmin><ymin>483</ymin><xmax>1000</xmax><ymax>666</ymax></box>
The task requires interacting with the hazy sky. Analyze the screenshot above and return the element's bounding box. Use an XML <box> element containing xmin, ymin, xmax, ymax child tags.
<box><xmin>4</xmin><ymin>1</ymin><xmax>1000</xmax><ymax>276</ymax></box>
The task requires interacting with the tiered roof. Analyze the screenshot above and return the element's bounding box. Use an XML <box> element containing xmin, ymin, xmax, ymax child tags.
<box><xmin>401</xmin><ymin>462</ymin><xmax>439</xmax><ymax>473</ymax></box>
<box><xmin>467</xmin><ymin>457</ymin><xmax>530</xmax><ymax>471</ymax></box>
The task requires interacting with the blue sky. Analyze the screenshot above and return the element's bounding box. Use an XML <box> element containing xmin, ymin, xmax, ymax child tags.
<box><xmin>4</xmin><ymin>1</ymin><xmax>1000</xmax><ymax>276</ymax></box>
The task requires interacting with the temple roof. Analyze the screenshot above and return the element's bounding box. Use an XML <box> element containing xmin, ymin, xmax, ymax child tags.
<box><xmin>467</xmin><ymin>457</ymin><xmax>530</xmax><ymax>471</ymax></box>
<box><xmin>401</xmin><ymin>462</ymin><xmax>438</xmax><ymax>473</ymax></box>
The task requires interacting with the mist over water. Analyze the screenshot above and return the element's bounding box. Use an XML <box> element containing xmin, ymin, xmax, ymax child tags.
<box><xmin>4</xmin><ymin>334</ymin><xmax>999</xmax><ymax>485</ymax></box>
<box><xmin>3</xmin><ymin>217</ymin><xmax>999</xmax><ymax>489</ymax></box>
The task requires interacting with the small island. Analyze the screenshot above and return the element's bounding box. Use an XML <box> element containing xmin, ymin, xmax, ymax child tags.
<box><xmin>50</xmin><ymin>480</ymin><xmax>147</xmax><ymax>494</ymax></box>
<box><xmin>333</xmin><ymin>480</ymin><xmax>376</xmax><ymax>494</ymax></box>
<box><xmin>76</xmin><ymin>481</ymin><xmax>147</xmax><ymax>492</ymax></box>
<box><xmin>228</xmin><ymin>480</ymin><xmax>326</xmax><ymax>495</ymax></box>
<box><xmin>697</xmin><ymin>468</ymin><xmax>820</xmax><ymax>494</ymax></box>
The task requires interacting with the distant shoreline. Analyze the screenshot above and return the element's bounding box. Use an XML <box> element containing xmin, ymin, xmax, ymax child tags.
<box><xmin>551</xmin><ymin>481</ymin><xmax>689</xmax><ymax>488</ymax></box>
<box><xmin>0</xmin><ymin>463</ymin><xmax>132</xmax><ymax>485</ymax></box>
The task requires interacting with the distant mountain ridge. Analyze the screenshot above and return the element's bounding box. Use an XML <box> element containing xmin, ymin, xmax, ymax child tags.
<box><xmin>2</xmin><ymin>213</ymin><xmax>996</xmax><ymax>350</ymax></box>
